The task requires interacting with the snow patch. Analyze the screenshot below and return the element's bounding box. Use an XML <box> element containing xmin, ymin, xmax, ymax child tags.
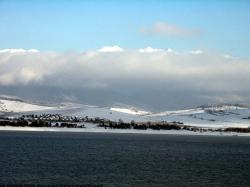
<box><xmin>150</xmin><ymin>108</ymin><xmax>205</xmax><ymax>116</ymax></box>
<box><xmin>110</xmin><ymin>107</ymin><xmax>150</xmax><ymax>115</ymax></box>
<box><xmin>0</xmin><ymin>126</ymin><xmax>249</xmax><ymax>136</ymax></box>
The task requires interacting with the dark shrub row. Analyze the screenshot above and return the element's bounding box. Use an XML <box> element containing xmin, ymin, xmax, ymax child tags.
<box><xmin>0</xmin><ymin>119</ymin><xmax>84</xmax><ymax>128</ymax></box>
<box><xmin>0</xmin><ymin>120</ymin><xmax>29</xmax><ymax>127</ymax></box>
<box><xmin>98</xmin><ymin>120</ymin><xmax>182</xmax><ymax>130</ymax></box>
<box><xmin>60</xmin><ymin>122</ymin><xmax>77</xmax><ymax>128</ymax></box>
<box><xmin>225</xmin><ymin>127</ymin><xmax>250</xmax><ymax>133</ymax></box>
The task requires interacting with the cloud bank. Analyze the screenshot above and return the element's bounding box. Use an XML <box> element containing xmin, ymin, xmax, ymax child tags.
<box><xmin>0</xmin><ymin>47</ymin><xmax>249</xmax><ymax>110</ymax></box>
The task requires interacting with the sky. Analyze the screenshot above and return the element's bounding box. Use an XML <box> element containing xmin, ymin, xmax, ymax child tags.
<box><xmin>0</xmin><ymin>0</ymin><xmax>250</xmax><ymax>110</ymax></box>
<box><xmin>0</xmin><ymin>0</ymin><xmax>250</xmax><ymax>57</ymax></box>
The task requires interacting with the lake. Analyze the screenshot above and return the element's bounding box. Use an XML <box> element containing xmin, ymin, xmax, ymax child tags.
<box><xmin>0</xmin><ymin>131</ymin><xmax>250</xmax><ymax>186</ymax></box>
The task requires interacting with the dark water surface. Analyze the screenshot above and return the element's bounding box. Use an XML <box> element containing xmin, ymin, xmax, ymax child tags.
<box><xmin>0</xmin><ymin>131</ymin><xmax>250</xmax><ymax>186</ymax></box>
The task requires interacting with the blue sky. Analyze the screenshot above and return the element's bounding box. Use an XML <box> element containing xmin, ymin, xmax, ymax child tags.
<box><xmin>0</xmin><ymin>0</ymin><xmax>250</xmax><ymax>57</ymax></box>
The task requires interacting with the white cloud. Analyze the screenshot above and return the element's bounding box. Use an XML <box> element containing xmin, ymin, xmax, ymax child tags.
<box><xmin>27</xmin><ymin>49</ymin><xmax>39</xmax><ymax>53</ymax></box>
<box><xmin>0</xmin><ymin>48</ymin><xmax>249</xmax><ymax>109</ymax></box>
<box><xmin>0</xmin><ymin>48</ymin><xmax>39</xmax><ymax>53</ymax></box>
<box><xmin>190</xmin><ymin>50</ymin><xmax>203</xmax><ymax>54</ymax></box>
<box><xmin>98</xmin><ymin>45</ymin><xmax>123</xmax><ymax>52</ymax></box>
<box><xmin>139</xmin><ymin>47</ymin><xmax>163</xmax><ymax>53</ymax></box>
<box><xmin>223</xmin><ymin>54</ymin><xmax>234</xmax><ymax>59</ymax></box>
<box><xmin>141</xmin><ymin>22</ymin><xmax>202</xmax><ymax>37</ymax></box>
<box><xmin>0</xmin><ymin>49</ymin><xmax>248</xmax><ymax>89</ymax></box>
<box><xmin>166</xmin><ymin>48</ymin><xmax>175</xmax><ymax>53</ymax></box>
<box><xmin>138</xmin><ymin>47</ymin><xmax>177</xmax><ymax>54</ymax></box>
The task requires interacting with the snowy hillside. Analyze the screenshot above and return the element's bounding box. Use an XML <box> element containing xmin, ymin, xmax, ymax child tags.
<box><xmin>0</xmin><ymin>99</ymin><xmax>56</xmax><ymax>112</ymax></box>
<box><xmin>147</xmin><ymin>105</ymin><xmax>250</xmax><ymax>128</ymax></box>
<box><xmin>1</xmin><ymin>98</ymin><xmax>250</xmax><ymax>129</ymax></box>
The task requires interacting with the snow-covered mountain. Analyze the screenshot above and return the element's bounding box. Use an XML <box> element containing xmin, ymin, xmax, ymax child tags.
<box><xmin>1</xmin><ymin>97</ymin><xmax>250</xmax><ymax>129</ymax></box>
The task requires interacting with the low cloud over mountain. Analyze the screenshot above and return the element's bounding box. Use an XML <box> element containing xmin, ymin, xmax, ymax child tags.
<box><xmin>0</xmin><ymin>46</ymin><xmax>250</xmax><ymax>110</ymax></box>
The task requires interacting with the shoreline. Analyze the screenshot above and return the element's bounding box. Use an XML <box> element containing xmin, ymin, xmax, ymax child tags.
<box><xmin>0</xmin><ymin>126</ymin><xmax>250</xmax><ymax>137</ymax></box>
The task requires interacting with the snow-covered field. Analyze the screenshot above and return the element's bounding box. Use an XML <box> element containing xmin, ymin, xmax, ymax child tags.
<box><xmin>0</xmin><ymin>99</ymin><xmax>58</xmax><ymax>112</ymax></box>
<box><xmin>1</xmin><ymin>98</ymin><xmax>250</xmax><ymax>132</ymax></box>
<box><xmin>0</xmin><ymin>125</ymin><xmax>249</xmax><ymax>136</ymax></box>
